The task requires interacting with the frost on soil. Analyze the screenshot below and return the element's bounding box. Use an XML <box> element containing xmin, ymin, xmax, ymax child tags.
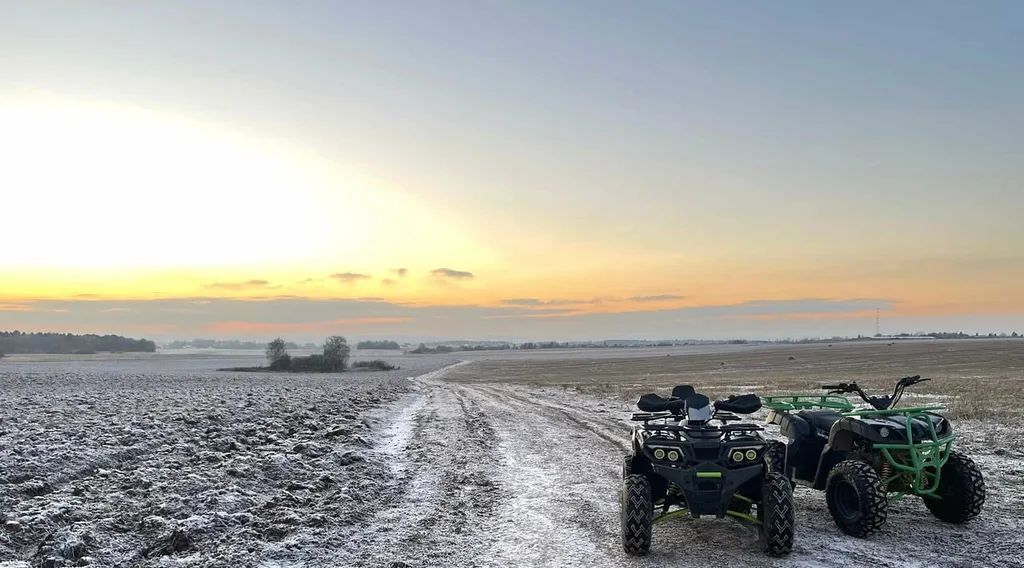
<box><xmin>0</xmin><ymin>356</ymin><xmax>457</xmax><ymax>567</ymax></box>
<box><xmin>2</xmin><ymin>343</ymin><xmax>1021</xmax><ymax>568</ymax></box>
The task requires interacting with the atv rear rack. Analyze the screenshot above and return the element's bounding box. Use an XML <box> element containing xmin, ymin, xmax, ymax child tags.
<box><xmin>761</xmin><ymin>395</ymin><xmax>855</xmax><ymax>411</ymax></box>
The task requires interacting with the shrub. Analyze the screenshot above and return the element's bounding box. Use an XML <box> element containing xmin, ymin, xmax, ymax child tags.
<box><xmin>351</xmin><ymin>360</ymin><xmax>398</xmax><ymax>371</ymax></box>
<box><xmin>288</xmin><ymin>354</ymin><xmax>327</xmax><ymax>372</ymax></box>
<box><xmin>269</xmin><ymin>353</ymin><xmax>291</xmax><ymax>371</ymax></box>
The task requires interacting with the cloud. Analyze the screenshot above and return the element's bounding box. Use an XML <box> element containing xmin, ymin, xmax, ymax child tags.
<box><xmin>381</xmin><ymin>278</ymin><xmax>397</xmax><ymax>286</ymax></box>
<box><xmin>431</xmin><ymin>268</ymin><xmax>474</xmax><ymax>280</ymax></box>
<box><xmin>701</xmin><ymin>298</ymin><xmax>892</xmax><ymax>317</ymax></box>
<box><xmin>202</xmin><ymin>279</ymin><xmax>270</xmax><ymax>291</ymax></box>
<box><xmin>0</xmin><ymin>295</ymin><xmax>909</xmax><ymax>341</ymax></box>
<box><xmin>392</xmin><ymin>268</ymin><xmax>408</xmax><ymax>277</ymax></box>
<box><xmin>501</xmin><ymin>298</ymin><xmax>589</xmax><ymax>306</ymax></box>
<box><xmin>629</xmin><ymin>294</ymin><xmax>686</xmax><ymax>302</ymax></box>
<box><xmin>330</xmin><ymin>272</ymin><xmax>371</xmax><ymax>283</ymax></box>
<box><xmin>501</xmin><ymin>298</ymin><xmax>543</xmax><ymax>306</ymax></box>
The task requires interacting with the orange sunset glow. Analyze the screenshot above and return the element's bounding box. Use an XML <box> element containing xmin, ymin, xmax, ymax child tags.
<box><xmin>2</xmin><ymin>2</ymin><xmax>1022</xmax><ymax>341</ymax></box>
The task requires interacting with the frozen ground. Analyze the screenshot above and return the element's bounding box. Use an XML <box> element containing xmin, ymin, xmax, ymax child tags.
<box><xmin>1</xmin><ymin>341</ymin><xmax>1021</xmax><ymax>567</ymax></box>
<box><xmin>0</xmin><ymin>351</ymin><xmax>458</xmax><ymax>567</ymax></box>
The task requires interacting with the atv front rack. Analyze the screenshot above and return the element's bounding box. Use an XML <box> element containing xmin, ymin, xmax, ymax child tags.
<box><xmin>844</xmin><ymin>405</ymin><xmax>953</xmax><ymax>497</ymax></box>
<box><xmin>761</xmin><ymin>395</ymin><xmax>855</xmax><ymax>411</ymax></box>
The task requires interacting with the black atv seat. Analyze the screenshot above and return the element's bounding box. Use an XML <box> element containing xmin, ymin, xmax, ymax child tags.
<box><xmin>637</xmin><ymin>393</ymin><xmax>687</xmax><ymax>413</ymax></box>
<box><xmin>714</xmin><ymin>394</ymin><xmax>762</xmax><ymax>414</ymax></box>
<box><xmin>671</xmin><ymin>385</ymin><xmax>695</xmax><ymax>400</ymax></box>
<box><xmin>797</xmin><ymin>410</ymin><xmax>843</xmax><ymax>436</ymax></box>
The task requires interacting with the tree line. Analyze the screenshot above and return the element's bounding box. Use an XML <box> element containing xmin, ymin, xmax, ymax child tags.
<box><xmin>0</xmin><ymin>331</ymin><xmax>156</xmax><ymax>355</ymax></box>
<box><xmin>355</xmin><ymin>340</ymin><xmax>401</xmax><ymax>350</ymax></box>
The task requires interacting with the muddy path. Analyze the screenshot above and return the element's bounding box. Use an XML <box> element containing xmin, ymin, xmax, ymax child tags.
<box><xmin>357</xmin><ymin>362</ymin><xmax>1021</xmax><ymax>568</ymax></box>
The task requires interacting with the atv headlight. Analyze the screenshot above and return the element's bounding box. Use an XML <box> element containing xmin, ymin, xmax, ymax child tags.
<box><xmin>654</xmin><ymin>448</ymin><xmax>666</xmax><ymax>460</ymax></box>
<box><xmin>667</xmin><ymin>450</ymin><xmax>680</xmax><ymax>462</ymax></box>
<box><xmin>745</xmin><ymin>449</ymin><xmax>757</xmax><ymax>461</ymax></box>
<box><xmin>879</xmin><ymin>427</ymin><xmax>890</xmax><ymax>438</ymax></box>
<box><xmin>731</xmin><ymin>451</ymin><xmax>744</xmax><ymax>463</ymax></box>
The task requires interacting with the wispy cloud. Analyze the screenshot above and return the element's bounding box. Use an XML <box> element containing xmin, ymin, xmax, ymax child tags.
<box><xmin>381</xmin><ymin>278</ymin><xmax>397</xmax><ymax>286</ymax></box>
<box><xmin>330</xmin><ymin>272</ymin><xmax>371</xmax><ymax>283</ymax></box>
<box><xmin>392</xmin><ymin>268</ymin><xmax>408</xmax><ymax>277</ymax></box>
<box><xmin>501</xmin><ymin>298</ymin><xmax>589</xmax><ymax>306</ymax></box>
<box><xmin>629</xmin><ymin>294</ymin><xmax>685</xmax><ymax>302</ymax></box>
<box><xmin>202</xmin><ymin>279</ymin><xmax>270</xmax><ymax>291</ymax></box>
<box><xmin>431</xmin><ymin>268</ymin><xmax>474</xmax><ymax>280</ymax></box>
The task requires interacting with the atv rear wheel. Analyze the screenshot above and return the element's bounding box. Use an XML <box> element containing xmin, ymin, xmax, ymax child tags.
<box><xmin>759</xmin><ymin>472</ymin><xmax>794</xmax><ymax>556</ymax></box>
<box><xmin>826</xmin><ymin>460</ymin><xmax>887</xmax><ymax>537</ymax></box>
<box><xmin>924</xmin><ymin>451</ymin><xmax>985</xmax><ymax>523</ymax></box>
<box><xmin>620</xmin><ymin>474</ymin><xmax>653</xmax><ymax>555</ymax></box>
<box><xmin>765</xmin><ymin>440</ymin><xmax>786</xmax><ymax>473</ymax></box>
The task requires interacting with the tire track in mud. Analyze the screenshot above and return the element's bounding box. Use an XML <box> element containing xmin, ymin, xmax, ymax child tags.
<box><xmin>355</xmin><ymin>366</ymin><xmax>502</xmax><ymax>567</ymax></box>
<box><xmin>451</xmin><ymin>382</ymin><xmax>636</xmax><ymax>566</ymax></box>
<box><xmin>472</xmin><ymin>384</ymin><xmax>629</xmax><ymax>452</ymax></box>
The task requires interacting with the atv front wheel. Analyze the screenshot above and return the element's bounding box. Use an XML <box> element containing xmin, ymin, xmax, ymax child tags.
<box><xmin>764</xmin><ymin>440</ymin><xmax>786</xmax><ymax>473</ymax></box>
<box><xmin>622</xmin><ymin>455</ymin><xmax>632</xmax><ymax>479</ymax></box>
<box><xmin>759</xmin><ymin>472</ymin><xmax>794</xmax><ymax>556</ymax></box>
<box><xmin>826</xmin><ymin>460</ymin><xmax>887</xmax><ymax>537</ymax></box>
<box><xmin>924</xmin><ymin>451</ymin><xmax>985</xmax><ymax>523</ymax></box>
<box><xmin>620</xmin><ymin>474</ymin><xmax>652</xmax><ymax>555</ymax></box>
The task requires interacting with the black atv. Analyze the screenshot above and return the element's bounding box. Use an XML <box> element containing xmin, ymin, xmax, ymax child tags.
<box><xmin>763</xmin><ymin>375</ymin><xmax>985</xmax><ymax>537</ymax></box>
<box><xmin>621</xmin><ymin>385</ymin><xmax>794</xmax><ymax>557</ymax></box>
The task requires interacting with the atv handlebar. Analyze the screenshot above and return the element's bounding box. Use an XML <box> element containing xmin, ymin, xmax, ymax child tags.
<box><xmin>819</xmin><ymin>375</ymin><xmax>929</xmax><ymax>409</ymax></box>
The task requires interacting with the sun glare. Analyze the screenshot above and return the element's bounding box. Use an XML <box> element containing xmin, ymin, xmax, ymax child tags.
<box><xmin>1</xmin><ymin>98</ymin><xmax>337</xmax><ymax>268</ymax></box>
<box><xmin>1</xmin><ymin>96</ymin><xmax>494</xmax><ymax>300</ymax></box>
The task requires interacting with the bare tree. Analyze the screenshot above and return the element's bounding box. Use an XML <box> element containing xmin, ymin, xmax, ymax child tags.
<box><xmin>322</xmin><ymin>336</ymin><xmax>350</xmax><ymax>371</ymax></box>
<box><xmin>265</xmin><ymin>338</ymin><xmax>288</xmax><ymax>365</ymax></box>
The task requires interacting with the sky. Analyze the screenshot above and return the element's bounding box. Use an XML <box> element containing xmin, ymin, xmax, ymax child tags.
<box><xmin>1</xmin><ymin>1</ymin><xmax>1022</xmax><ymax>341</ymax></box>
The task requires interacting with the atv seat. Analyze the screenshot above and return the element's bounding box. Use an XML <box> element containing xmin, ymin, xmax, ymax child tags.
<box><xmin>671</xmin><ymin>385</ymin><xmax>695</xmax><ymax>400</ymax></box>
<box><xmin>637</xmin><ymin>393</ymin><xmax>687</xmax><ymax>413</ymax></box>
<box><xmin>714</xmin><ymin>394</ymin><xmax>762</xmax><ymax>414</ymax></box>
<box><xmin>797</xmin><ymin>410</ymin><xmax>843</xmax><ymax>436</ymax></box>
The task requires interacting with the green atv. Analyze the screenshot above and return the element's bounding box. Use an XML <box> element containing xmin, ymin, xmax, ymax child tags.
<box><xmin>762</xmin><ymin>375</ymin><xmax>984</xmax><ymax>537</ymax></box>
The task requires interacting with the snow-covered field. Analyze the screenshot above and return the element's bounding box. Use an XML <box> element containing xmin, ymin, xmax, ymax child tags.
<box><xmin>1</xmin><ymin>341</ymin><xmax>1021</xmax><ymax>567</ymax></box>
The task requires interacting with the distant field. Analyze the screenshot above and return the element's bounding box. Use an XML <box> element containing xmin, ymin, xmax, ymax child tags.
<box><xmin>446</xmin><ymin>339</ymin><xmax>1024</xmax><ymax>420</ymax></box>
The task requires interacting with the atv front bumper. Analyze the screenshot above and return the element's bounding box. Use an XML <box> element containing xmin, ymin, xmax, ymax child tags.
<box><xmin>651</xmin><ymin>462</ymin><xmax>763</xmax><ymax>517</ymax></box>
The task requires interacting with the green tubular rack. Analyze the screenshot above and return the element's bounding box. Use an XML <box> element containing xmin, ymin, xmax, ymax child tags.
<box><xmin>843</xmin><ymin>405</ymin><xmax>953</xmax><ymax>497</ymax></box>
<box><xmin>761</xmin><ymin>394</ymin><xmax>856</xmax><ymax>412</ymax></box>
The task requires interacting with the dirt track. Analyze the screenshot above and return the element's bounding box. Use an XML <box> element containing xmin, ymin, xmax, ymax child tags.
<box><xmin>357</xmin><ymin>355</ymin><xmax>1022</xmax><ymax>568</ymax></box>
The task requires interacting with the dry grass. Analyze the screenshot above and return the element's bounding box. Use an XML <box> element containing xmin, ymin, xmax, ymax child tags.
<box><xmin>445</xmin><ymin>339</ymin><xmax>1024</xmax><ymax>421</ymax></box>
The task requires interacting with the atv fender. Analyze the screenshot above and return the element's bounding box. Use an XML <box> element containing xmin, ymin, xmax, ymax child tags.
<box><xmin>776</xmin><ymin>412</ymin><xmax>811</xmax><ymax>439</ymax></box>
<box><xmin>812</xmin><ymin>445</ymin><xmax>850</xmax><ymax>490</ymax></box>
